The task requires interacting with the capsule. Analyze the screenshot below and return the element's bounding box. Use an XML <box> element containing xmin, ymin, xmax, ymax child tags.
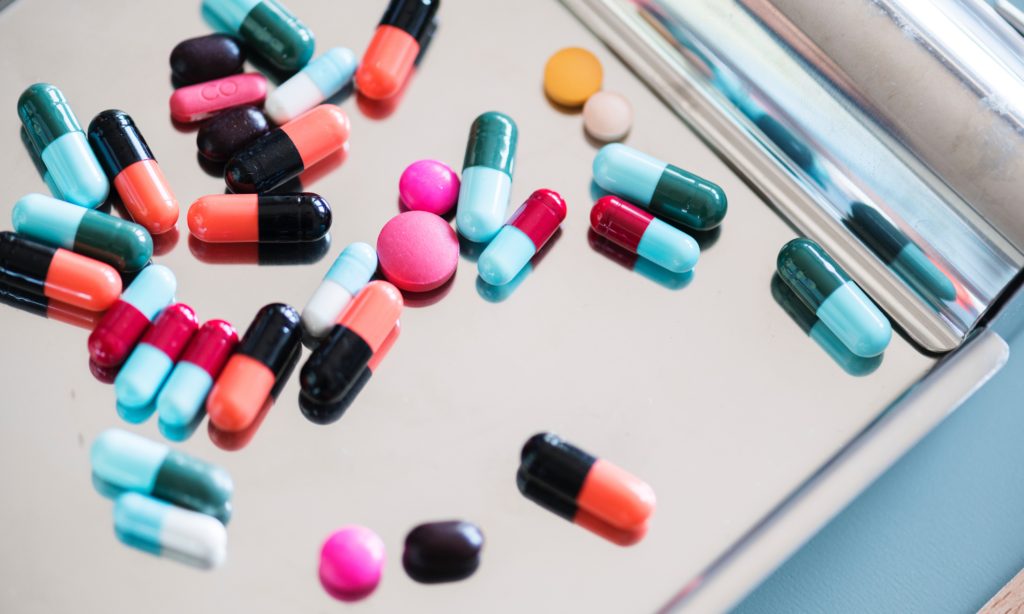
<box><xmin>266</xmin><ymin>47</ymin><xmax>356</xmax><ymax>124</ymax></box>
<box><xmin>593</xmin><ymin>143</ymin><xmax>727</xmax><ymax>231</ymax></box>
<box><xmin>299</xmin><ymin>281</ymin><xmax>402</xmax><ymax>404</ymax></box>
<box><xmin>88</xmin><ymin>110</ymin><xmax>179</xmax><ymax>235</ymax></box>
<box><xmin>587</xmin><ymin>232</ymin><xmax>692</xmax><ymax>291</ymax></box>
<box><xmin>225</xmin><ymin>105</ymin><xmax>350</xmax><ymax>193</ymax></box>
<box><xmin>0</xmin><ymin>282</ymin><xmax>101</xmax><ymax>330</ymax></box>
<box><xmin>91</xmin><ymin>428</ymin><xmax>233</xmax><ymax>522</ymax></box>
<box><xmin>590</xmin><ymin>195</ymin><xmax>699</xmax><ymax>274</ymax></box>
<box><xmin>207</xmin><ymin>304</ymin><xmax>302</xmax><ymax>432</ymax></box>
<box><xmin>169</xmin><ymin>73</ymin><xmax>268</xmax><ymax>124</ymax></box>
<box><xmin>157</xmin><ymin>320</ymin><xmax>239</xmax><ymax>431</ymax></box>
<box><xmin>777</xmin><ymin>238</ymin><xmax>892</xmax><ymax>357</ymax></box>
<box><xmin>202</xmin><ymin>0</ymin><xmax>315</xmax><ymax>73</ymax></box>
<box><xmin>197</xmin><ymin>105</ymin><xmax>271</xmax><ymax>162</ymax></box>
<box><xmin>301</xmin><ymin>242</ymin><xmax>378</xmax><ymax>338</ymax></box>
<box><xmin>17</xmin><ymin>84</ymin><xmax>109</xmax><ymax>208</ymax></box>
<box><xmin>114</xmin><ymin>493</ymin><xmax>227</xmax><ymax>569</ymax></box>
<box><xmin>12</xmin><ymin>193</ymin><xmax>153</xmax><ymax>271</ymax></box>
<box><xmin>115</xmin><ymin>304</ymin><xmax>198</xmax><ymax>410</ymax></box>
<box><xmin>0</xmin><ymin>231</ymin><xmax>120</xmax><ymax>312</ymax></box>
<box><xmin>88</xmin><ymin>265</ymin><xmax>177</xmax><ymax>368</ymax></box>
<box><xmin>456</xmin><ymin>112</ymin><xmax>517</xmax><ymax>243</ymax></box>
<box><xmin>356</xmin><ymin>0</ymin><xmax>439</xmax><ymax>100</ymax></box>
<box><xmin>187</xmin><ymin>193</ymin><xmax>331</xmax><ymax>242</ymax></box>
<box><xmin>518</xmin><ymin>432</ymin><xmax>656</xmax><ymax>533</ymax></box>
<box><xmin>478</xmin><ymin>189</ymin><xmax>565</xmax><ymax>286</ymax></box>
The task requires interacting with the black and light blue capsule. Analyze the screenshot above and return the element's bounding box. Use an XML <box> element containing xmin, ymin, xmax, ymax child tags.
<box><xmin>777</xmin><ymin>238</ymin><xmax>892</xmax><ymax>358</ymax></box>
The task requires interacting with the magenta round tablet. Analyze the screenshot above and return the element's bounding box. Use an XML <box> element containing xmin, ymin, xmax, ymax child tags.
<box><xmin>377</xmin><ymin>211</ymin><xmax>459</xmax><ymax>293</ymax></box>
<box><xmin>319</xmin><ymin>526</ymin><xmax>386</xmax><ymax>602</ymax></box>
<box><xmin>399</xmin><ymin>160</ymin><xmax>460</xmax><ymax>216</ymax></box>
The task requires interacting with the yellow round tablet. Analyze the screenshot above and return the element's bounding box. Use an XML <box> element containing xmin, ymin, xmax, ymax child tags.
<box><xmin>544</xmin><ymin>47</ymin><xmax>603</xmax><ymax>108</ymax></box>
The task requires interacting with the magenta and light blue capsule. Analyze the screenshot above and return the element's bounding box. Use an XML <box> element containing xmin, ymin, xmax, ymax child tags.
<box><xmin>301</xmin><ymin>242</ymin><xmax>377</xmax><ymax>338</ymax></box>
<box><xmin>265</xmin><ymin>47</ymin><xmax>356</xmax><ymax>124</ymax></box>
<box><xmin>456</xmin><ymin>112</ymin><xmax>517</xmax><ymax>243</ymax></box>
<box><xmin>590</xmin><ymin>196</ymin><xmax>699</xmax><ymax>274</ymax></box>
<box><xmin>114</xmin><ymin>304</ymin><xmax>198</xmax><ymax>413</ymax></box>
<box><xmin>777</xmin><ymin>238</ymin><xmax>892</xmax><ymax>358</ymax></box>
<box><xmin>114</xmin><ymin>492</ymin><xmax>227</xmax><ymax>569</ymax></box>
<box><xmin>478</xmin><ymin>189</ymin><xmax>566</xmax><ymax>287</ymax></box>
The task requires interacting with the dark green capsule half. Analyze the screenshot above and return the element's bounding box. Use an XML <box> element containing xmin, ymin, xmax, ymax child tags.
<box><xmin>239</xmin><ymin>0</ymin><xmax>315</xmax><ymax>72</ymax></box>
<box><xmin>17</xmin><ymin>83</ymin><xmax>82</xmax><ymax>152</ymax></box>
<box><xmin>75</xmin><ymin>211</ymin><xmax>153</xmax><ymax>271</ymax></box>
<box><xmin>776</xmin><ymin>238</ymin><xmax>849</xmax><ymax>311</ymax></box>
<box><xmin>463</xmin><ymin>111</ymin><xmax>517</xmax><ymax>176</ymax></box>
<box><xmin>152</xmin><ymin>450</ymin><xmax>234</xmax><ymax>523</ymax></box>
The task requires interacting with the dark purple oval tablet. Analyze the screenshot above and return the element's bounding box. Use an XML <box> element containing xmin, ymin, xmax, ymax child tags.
<box><xmin>402</xmin><ymin>521</ymin><xmax>483</xmax><ymax>584</ymax></box>
<box><xmin>170</xmin><ymin>34</ymin><xmax>246</xmax><ymax>87</ymax></box>
<box><xmin>197</xmin><ymin>106</ymin><xmax>270</xmax><ymax>162</ymax></box>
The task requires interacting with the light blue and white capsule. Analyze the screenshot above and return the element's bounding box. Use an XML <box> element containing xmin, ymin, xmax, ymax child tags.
<box><xmin>301</xmin><ymin>242</ymin><xmax>377</xmax><ymax>338</ymax></box>
<box><xmin>456</xmin><ymin>112</ymin><xmax>518</xmax><ymax>243</ymax></box>
<box><xmin>265</xmin><ymin>47</ymin><xmax>357</xmax><ymax>124</ymax></box>
<box><xmin>114</xmin><ymin>493</ymin><xmax>227</xmax><ymax>569</ymax></box>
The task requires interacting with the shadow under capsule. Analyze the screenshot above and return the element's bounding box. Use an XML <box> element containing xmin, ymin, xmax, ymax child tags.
<box><xmin>401</xmin><ymin>272</ymin><xmax>456</xmax><ymax>308</ymax></box>
<box><xmin>0</xmin><ymin>283</ymin><xmax>101</xmax><ymax>331</ymax></box>
<box><xmin>475</xmin><ymin>228</ymin><xmax>564</xmax><ymax>302</ymax></box>
<box><xmin>188</xmin><ymin>234</ymin><xmax>331</xmax><ymax>266</ymax></box>
<box><xmin>587</xmin><ymin>230</ymin><xmax>693</xmax><ymax>291</ymax></box>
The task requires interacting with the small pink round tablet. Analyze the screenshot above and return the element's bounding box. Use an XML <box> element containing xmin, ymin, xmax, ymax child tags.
<box><xmin>399</xmin><ymin>160</ymin><xmax>460</xmax><ymax>216</ymax></box>
<box><xmin>377</xmin><ymin>211</ymin><xmax>459</xmax><ymax>293</ymax></box>
<box><xmin>319</xmin><ymin>526</ymin><xmax>386</xmax><ymax>602</ymax></box>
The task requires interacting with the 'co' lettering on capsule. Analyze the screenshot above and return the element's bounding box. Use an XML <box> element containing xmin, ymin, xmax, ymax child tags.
<box><xmin>207</xmin><ymin>304</ymin><xmax>302</xmax><ymax>432</ymax></box>
<box><xmin>202</xmin><ymin>0</ymin><xmax>315</xmax><ymax>73</ymax></box>
<box><xmin>0</xmin><ymin>231</ymin><xmax>121</xmax><ymax>312</ymax></box>
<box><xmin>115</xmin><ymin>304</ymin><xmax>198</xmax><ymax>410</ymax></box>
<box><xmin>88</xmin><ymin>110</ymin><xmax>179</xmax><ymax>235</ymax></box>
<box><xmin>13</xmin><ymin>193</ymin><xmax>153</xmax><ymax>272</ymax></box>
<box><xmin>88</xmin><ymin>265</ymin><xmax>176</xmax><ymax>368</ymax></box>
<box><xmin>356</xmin><ymin>0</ymin><xmax>439</xmax><ymax>101</ymax></box>
<box><xmin>91</xmin><ymin>428</ymin><xmax>233</xmax><ymax>522</ymax></box>
<box><xmin>169</xmin><ymin>73</ymin><xmax>268</xmax><ymax>124</ymax></box>
<box><xmin>157</xmin><ymin>320</ymin><xmax>239</xmax><ymax>432</ymax></box>
<box><xmin>478</xmin><ymin>189</ymin><xmax>566</xmax><ymax>286</ymax></box>
<box><xmin>456</xmin><ymin>112</ymin><xmax>517</xmax><ymax>243</ymax></box>
<box><xmin>590</xmin><ymin>195</ymin><xmax>699</xmax><ymax>274</ymax></box>
<box><xmin>593</xmin><ymin>143</ymin><xmax>727</xmax><ymax>231</ymax></box>
<box><xmin>300</xmin><ymin>242</ymin><xmax>377</xmax><ymax>339</ymax></box>
<box><xmin>114</xmin><ymin>492</ymin><xmax>227</xmax><ymax>569</ymax></box>
<box><xmin>300</xmin><ymin>281</ymin><xmax>403</xmax><ymax>405</ymax></box>
<box><xmin>266</xmin><ymin>47</ymin><xmax>356</xmax><ymax>124</ymax></box>
<box><xmin>187</xmin><ymin>193</ymin><xmax>331</xmax><ymax>243</ymax></box>
<box><xmin>18</xmin><ymin>83</ymin><xmax>109</xmax><ymax>208</ymax></box>
<box><xmin>225</xmin><ymin>105</ymin><xmax>349</xmax><ymax>194</ymax></box>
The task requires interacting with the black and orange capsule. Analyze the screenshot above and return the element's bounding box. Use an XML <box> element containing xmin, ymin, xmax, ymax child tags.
<box><xmin>0</xmin><ymin>282</ymin><xmax>101</xmax><ymax>330</ymax></box>
<box><xmin>356</xmin><ymin>0</ymin><xmax>439</xmax><ymax>100</ymax></box>
<box><xmin>187</xmin><ymin>193</ymin><xmax>331</xmax><ymax>243</ymax></box>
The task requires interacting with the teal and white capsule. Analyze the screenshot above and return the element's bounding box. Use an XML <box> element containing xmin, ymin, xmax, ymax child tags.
<box><xmin>777</xmin><ymin>238</ymin><xmax>892</xmax><ymax>358</ymax></box>
<box><xmin>115</xmin><ymin>304</ymin><xmax>198</xmax><ymax>410</ymax></box>
<box><xmin>265</xmin><ymin>47</ymin><xmax>356</xmax><ymax>124</ymax></box>
<box><xmin>91</xmin><ymin>429</ymin><xmax>233</xmax><ymax>522</ymax></box>
<box><xmin>478</xmin><ymin>189</ymin><xmax>566</xmax><ymax>286</ymax></box>
<box><xmin>12</xmin><ymin>193</ymin><xmax>152</xmax><ymax>272</ymax></box>
<box><xmin>17</xmin><ymin>83</ymin><xmax>109</xmax><ymax>208</ymax></box>
<box><xmin>114</xmin><ymin>493</ymin><xmax>227</xmax><ymax>569</ymax></box>
<box><xmin>590</xmin><ymin>195</ymin><xmax>699</xmax><ymax>274</ymax></box>
<box><xmin>301</xmin><ymin>242</ymin><xmax>377</xmax><ymax>338</ymax></box>
<box><xmin>593</xmin><ymin>143</ymin><xmax>727</xmax><ymax>231</ymax></box>
<box><xmin>456</xmin><ymin>112</ymin><xmax>517</xmax><ymax>243</ymax></box>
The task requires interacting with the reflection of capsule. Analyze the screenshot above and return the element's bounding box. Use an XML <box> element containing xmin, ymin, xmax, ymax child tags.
<box><xmin>771</xmin><ymin>275</ymin><xmax>881</xmax><ymax>376</ymax></box>
<box><xmin>846</xmin><ymin>203</ymin><xmax>957</xmax><ymax>302</ymax></box>
<box><xmin>266</xmin><ymin>47</ymin><xmax>356</xmax><ymax>124</ymax></box>
<box><xmin>587</xmin><ymin>231</ymin><xmax>692</xmax><ymax>290</ymax></box>
<box><xmin>478</xmin><ymin>189</ymin><xmax>566</xmax><ymax>286</ymax></box>
<box><xmin>187</xmin><ymin>234</ymin><xmax>330</xmax><ymax>265</ymax></box>
<box><xmin>456</xmin><ymin>112</ymin><xmax>517</xmax><ymax>243</ymax></box>
<box><xmin>0</xmin><ymin>282</ymin><xmax>101</xmax><ymax>330</ymax></box>
<box><xmin>157</xmin><ymin>320</ymin><xmax>239</xmax><ymax>432</ymax></box>
<box><xmin>777</xmin><ymin>238</ymin><xmax>891</xmax><ymax>358</ymax></box>
<box><xmin>88</xmin><ymin>265</ymin><xmax>176</xmax><ymax>368</ymax></box>
<box><xmin>356</xmin><ymin>0</ymin><xmax>439</xmax><ymax>100</ymax></box>
<box><xmin>301</xmin><ymin>242</ymin><xmax>378</xmax><ymax>338</ymax></box>
<box><xmin>201</xmin><ymin>0</ymin><xmax>315</xmax><ymax>72</ymax></box>
<box><xmin>115</xmin><ymin>304</ymin><xmax>199</xmax><ymax>410</ymax></box>
<box><xmin>114</xmin><ymin>493</ymin><xmax>227</xmax><ymax>570</ymax></box>
<box><xmin>590</xmin><ymin>195</ymin><xmax>698</xmax><ymax>274</ymax></box>
<box><xmin>188</xmin><ymin>193</ymin><xmax>331</xmax><ymax>242</ymax></box>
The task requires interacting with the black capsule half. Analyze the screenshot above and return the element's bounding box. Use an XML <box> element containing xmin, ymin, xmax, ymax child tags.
<box><xmin>298</xmin><ymin>366</ymin><xmax>371</xmax><ymax>425</ymax></box>
<box><xmin>88</xmin><ymin>110</ymin><xmax>154</xmax><ymax>176</ymax></box>
<box><xmin>237</xmin><ymin>303</ymin><xmax>303</xmax><ymax>377</ymax></box>
<box><xmin>224</xmin><ymin>130</ymin><xmax>304</xmax><ymax>194</ymax></box>
<box><xmin>381</xmin><ymin>0</ymin><xmax>440</xmax><ymax>39</ymax></box>
<box><xmin>402</xmin><ymin>521</ymin><xmax>484</xmax><ymax>584</ymax></box>
<box><xmin>299</xmin><ymin>325</ymin><xmax>372</xmax><ymax>404</ymax></box>
<box><xmin>197</xmin><ymin>105</ymin><xmax>270</xmax><ymax>162</ymax></box>
<box><xmin>170</xmin><ymin>34</ymin><xmax>246</xmax><ymax>87</ymax></box>
<box><xmin>519</xmin><ymin>432</ymin><xmax>596</xmax><ymax>502</ymax></box>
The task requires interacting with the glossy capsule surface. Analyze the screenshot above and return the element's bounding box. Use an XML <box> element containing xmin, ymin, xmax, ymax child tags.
<box><xmin>17</xmin><ymin>83</ymin><xmax>109</xmax><ymax>208</ymax></box>
<box><xmin>402</xmin><ymin>520</ymin><xmax>483</xmax><ymax>584</ymax></box>
<box><xmin>157</xmin><ymin>320</ymin><xmax>239</xmax><ymax>431</ymax></box>
<box><xmin>0</xmin><ymin>282</ymin><xmax>101</xmax><ymax>330</ymax></box>
<box><xmin>88</xmin><ymin>110</ymin><xmax>179</xmax><ymax>235</ymax></box>
<box><xmin>88</xmin><ymin>265</ymin><xmax>177</xmax><ymax>367</ymax></box>
<box><xmin>478</xmin><ymin>189</ymin><xmax>565</xmax><ymax>286</ymax></box>
<box><xmin>207</xmin><ymin>303</ymin><xmax>302</xmax><ymax>432</ymax></box>
<box><xmin>300</xmin><ymin>281</ymin><xmax>402</xmax><ymax>404</ymax></box>
<box><xmin>590</xmin><ymin>195</ymin><xmax>699</xmax><ymax>274</ymax></box>
<box><xmin>115</xmin><ymin>304</ymin><xmax>198</xmax><ymax>410</ymax></box>
<box><xmin>170</xmin><ymin>34</ymin><xmax>246</xmax><ymax>86</ymax></box>
<box><xmin>169</xmin><ymin>73</ymin><xmax>267</xmax><ymax>124</ymax></box>
<box><xmin>0</xmin><ymin>231</ymin><xmax>120</xmax><ymax>312</ymax></box>
<box><xmin>225</xmin><ymin>105</ymin><xmax>350</xmax><ymax>193</ymax></box>
<box><xmin>593</xmin><ymin>143</ymin><xmax>727</xmax><ymax>231</ymax></box>
<box><xmin>356</xmin><ymin>0</ymin><xmax>439</xmax><ymax>100</ymax></box>
<box><xmin>188</xmin><ymin>193</ymin><xmax>331</xmax><ymax>242</ymax></box>
<box><xmin>266</xmin><ymin>47</ymin><xmax>356</xmax><ymax>124</ymax></box>
<box><xmin>197</xmin><ymin>105</ymin><xmax>270</xmax><ymax>162</ymax></box>
<box><xmin>13</xmin><ymin>193</ymin><xmax>152</xmax><ymax>271</ymax></box>
<box><xmin>456</xmin><ymin>112</ymin><xmax>517</xmax><ymax>243</ymax></box>
<box><xmin>777</xmin><ymin>238</ymin><xmax>892</xmax><ymax>357</ymax></box>
<box><xmin>91</xmin><ymin>428</ymin><xmax>233</xmax><ymax>522</ymax></box>
<box><xmin>202</xmin><ymin>0</ymin><xmax>315</xmax><ymax>72</ymax></box>
<box><xmin>301</xmin><ymin>242</ymin><xmax>377</xmax><ymax>338</ymax></box>
<box><xmin>114</xmin><ymin>493</ymin><xmax>227</xmax><ymax>569</ymax></box>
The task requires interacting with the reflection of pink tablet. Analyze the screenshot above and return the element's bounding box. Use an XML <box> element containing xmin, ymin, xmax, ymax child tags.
<box><xmin>377</xmin><ymin>211</ymin><xmax>459</xmax><ymax>293</ymax></box>
<box><xmin>169</xmin><ymin>73</ymin><xmax>267</xmax><ymax>123</ymax></box>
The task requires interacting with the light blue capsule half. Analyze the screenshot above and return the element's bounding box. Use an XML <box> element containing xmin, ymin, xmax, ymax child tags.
<box><xmin>305</xmin><ymin>47</ymin><xmax>356</xmax><ymax>96</ymax></box>
<box><xmin>91</xmin><ymin>429</ymin><xmax>168</xmax><ymax>493</ymax></box>
<box><xmin>477</xmin><ymin>263</ymin><xmax>532</xmax><ymax>303</ymax></box>
<box><xmin>114</xmin><ymin>493</ymin><xmax>167</xmax><ymax>556</ymax></box>
<box><xmin>808</xmin><ymin>321</ymin><xmax>883</xmax><ymax>377</ymax></box>
<box><xmin>478</xmin><ymin>225</ymin><xmax>536</xmax><ymax>286</ymax></box>
<box><xmin>816</xmin><ymin>280</ymin><xmax>892</xmax><ymax>358</ymax></box>
<box><xmin>896</xmin><ymin>243</ymin><xmax>958</xmax><ymax>302</ymax></box>
<box><xmin>11</xmin><ymin>193</ymin><xmax>85</xmax><ymax>249</ymax></box>
<box><xmin>156</xmin><ymin>361</ymin><xmax>214</xmax><ymax>430</ymax></box>
<box><xmin>122</xmin><ymin>265</ymin><xmax>176</xmax><ymax>319</ymax></box>
<box><xmin>456</xmin><ymin>166</ymin><xmax>511</xmax><ymax>243</ymax></box>
<box><xmin>325</xmin><ymin>242</ymin><xmax>377</xmax><ymax>294</ymax></box>
<box><xmin>115</xmin><ymin>343</ymin><xmax>174</xmax><ymax>409</ymax></box>
<box><xmin>202</xmin><ymin>0</ymin><xmax>260</xmax><ymax>32</ymax></box>
<box><xmin>636</xmin><ymin>218</ymin><xmax>700</xmax><ymax>274</ymax></box>
<box><xmin>592</xmin><ymin>144</ymin><xmax>665</xmax><ymax>207</ymax></box>
<box><xmin>633</xmin><ymin>257</ymin><xmax>693</xmax><ymax>290</ymax></box>
<box><xmin>40</xmin><ymin>132</ymin><xmax>108</xmax><ymax>208</ymax></box>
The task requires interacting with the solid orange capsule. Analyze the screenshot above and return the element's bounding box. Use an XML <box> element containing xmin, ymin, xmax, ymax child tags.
<box><xmin>187</xmin><ymin>193</ymin><xmax>332</xmax><ymax>243</ymax></box>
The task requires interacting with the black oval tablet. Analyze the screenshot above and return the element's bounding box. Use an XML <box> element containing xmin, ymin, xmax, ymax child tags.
<box><xmin>402</xmin><ymin>521</ymin><xmax>484</xmax><ymax>584</ymax></box>
<box><xmin>197</xmin><ymin>106</ymin><xmax>269</xmax><ymax>162</ymax></box>
<box><xmin>170</xmin><ymin>34</ymin><xmax>246</xmax><ymax>87</ymax></box>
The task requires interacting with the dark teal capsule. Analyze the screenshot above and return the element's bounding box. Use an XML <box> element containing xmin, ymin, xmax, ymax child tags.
<box><xmin>203</xmin><ymin>0</ymin><xmax>315</xmax><ymax>72</ymax></box>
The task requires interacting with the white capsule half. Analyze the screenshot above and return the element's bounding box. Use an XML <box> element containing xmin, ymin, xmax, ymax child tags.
<box><xmin>301</xmin><ymin>242</ymin><xmax>377</xmax><ymax>338</ymax></box>
<box><xmin>266</xmin><ymin>48</ymin><xmax>357</xmax><ymax>124</ymax></box>
<box><xmin>114</xmin><ymin>492</ymin><xmax>227</xmax><ymax>569</ymax></box>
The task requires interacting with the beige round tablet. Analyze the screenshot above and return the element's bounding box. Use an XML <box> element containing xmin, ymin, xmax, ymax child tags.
<box><xmin>583</xmin><ymin>91</ymin><xmax>633</xmax><ymax>142</ymax></box>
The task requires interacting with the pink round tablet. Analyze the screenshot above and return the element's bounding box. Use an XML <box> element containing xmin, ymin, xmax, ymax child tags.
<box><xmin>399</xmin><ymin>160</ymin><xmax>460</xmax><ymax>216</ymax></box>
<box><xmin>319</xmin><ymin>526</ymin><xmax>386</xmax><ymax>602</ymax></box>
<box><xmin>377</xmin><ymin>211</ymin><xmax>459</xmax><ymax>293</ymax></box>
